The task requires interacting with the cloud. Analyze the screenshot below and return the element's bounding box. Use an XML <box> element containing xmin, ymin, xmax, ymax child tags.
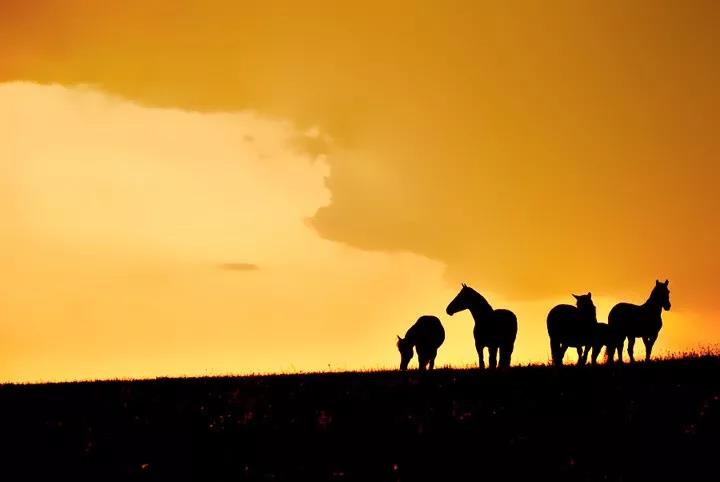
<box><xmin>219</xmin><ymin>263</ymin><xmax>259</xmax><ymax>271</ymax></box>
<box><xmin>2</xmin><ymin>2</ymin><xmax>718</xmax><ymax>310</ymax></box>
<box><xmin>0</xmin><ymin>82</ymin><xmax>477</xmax><ymax>381</ymax></box>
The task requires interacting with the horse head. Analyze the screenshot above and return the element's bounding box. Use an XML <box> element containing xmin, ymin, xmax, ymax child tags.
<box><xmin>396</xmin><ymin>335</ymin><xmax>414</xmax><ymax>371</ymax></box>
<box><xmin>446</xmin><ymin>283</ymin><xmax>472</xmax><ymax>316</ymax></box>
<box><xmin>654</xmin><ymin>279</ymin><xmax>671</xmax><ymax>311</ymax></box>
<box><xmin>572</xmin><ymin>292</ymin><xmax>597</xmax><ymax>322</ymax></box>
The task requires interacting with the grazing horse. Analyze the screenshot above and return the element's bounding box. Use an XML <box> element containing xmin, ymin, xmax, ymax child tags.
<box><xmin>608</xmin><ymin>279</ymin><xmax>671</xmax><ymax>363</ymax></box>
<box><xmin>547</xmin><ymin>293</ymin><xmax>597</xmax><ymax>366</ymax></box>
<box><xmin>396</xmin><ymin>315</ymin><xmax>446</xmax><ymax>371</ymax></box>
<box><xmin>446</xmin><ymin>284</ymin><xmax>518</xmax><ymax>369</ymax></box>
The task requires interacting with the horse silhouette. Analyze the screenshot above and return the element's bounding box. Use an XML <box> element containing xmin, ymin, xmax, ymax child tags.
<box><xmin>396</xmin><ymin>315</ymin><xmax>445</xmax><ymax>371</ymax></box>
<box><xmin>590</xmin><ymin>322</ymin><xmax>613</xmax><ymax>364</ymax></box>
<box><xmin>607</xmin><ymin>279</ymin><xmax>671</xmax><ymax>363</ymax></box>
<box><xmin>547</xmin><ymin>293</ymin><xmax>597</xmax><ymax>366</ymax></box>
<box><xmin>446</xmin><ymin>283</ymin><xmax>518</xmax><ymax>369</ymax></box>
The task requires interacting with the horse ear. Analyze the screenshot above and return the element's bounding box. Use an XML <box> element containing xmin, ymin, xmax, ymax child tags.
<box><xmin>587</xmin><ymin>292</ymin><xmax>592</xmax><ymax>297</ymax></box>
<box><xmin>656</xmin><ymin>279</ymin><xmax>661</xmax><ymax>285</ymax></box>
<box><xmin>397</xmin><ymin>335</ymin><xmax>402</xmax><ymax>341</ymax></box>
<box><xmin>664</xmin><ymin>279</ymin><xmax>669</xmax><ymax>286</ymax></box>
<box><xmin>572</xmin><ymin>294</ymin><xmax>580</xmax><ymax>300</ymax></box>
<box><xmin>461</xmin><ymin>283</ymin><xmax>467</xmax><ymax>288</ymax></box>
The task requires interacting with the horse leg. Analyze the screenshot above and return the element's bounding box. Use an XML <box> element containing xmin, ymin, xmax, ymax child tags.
<box><xmin>606</xmin><ymin>342</ymin><xmax>615</xmax><ymax>364</ymax></box>
<box><xmin>429</xmin><ymin>357</ymin><xmax>435</xmax><ymax>370</ymax></box>
<box><xmin>500</xmin><ymin>344</ymin><xmax>513</xmax><ymax>368</ymax></box>
<box><xmin>581</xmin><ymin>345</ymin><xmax>588</xmax><ymax>365</ymax></box>
<box><xmin>418</xmin><ymin>355</ymin><xmax>427</xmax><ymax>371</ymax></box>
<box><xmin>582</xmin><ymin>345</ymin><xmax>592</xmax><ymax>365</ymax></box>
<box><xmin>591</xmin><ymin>343</ymin><xmax>599</xmax><ymax>365</ymax></box>
<box><xmin>619</xmin><ymin>338</ymin><xmax>626</xmax><ymax>364</ymax></box>
<box><xmin>644</xmin><ymin>335</ymin><xmax>657</xmax><ymax>362</ymax></box>
<box><xmin>559</xmin><ymin>344</ymin><xmax>568</xmax><ymax>365</ymax></box>
<box><xmin>489</xmin><ymin>346</ymin><xmax>498</xmax><ymax>369</ymax></box>
<box><xmin>476</xmin><ymin>344</ymin><xmax>485</xmax><ymax>370</ymax></box>
<box><xmin>550</xmin><ymin>338</ymin><xmax>562</xmax><ymax>366</ymax></box>
<box><xmin>627</xmin><ymin>337</ymin><xmax>636</xmax><ymax>363</ymax></box>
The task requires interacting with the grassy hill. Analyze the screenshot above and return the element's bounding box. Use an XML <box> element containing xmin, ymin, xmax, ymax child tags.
<box><xmin>1</xmin><ymin>356</ymin><xmax>719</xmax><ymax>481</ymax></box>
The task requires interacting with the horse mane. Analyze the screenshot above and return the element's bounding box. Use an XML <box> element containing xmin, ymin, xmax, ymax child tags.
<box><xmin>465</xmin><ymin>286</ymin><xmax>494</xmax><ymax>313</ymax></box>
<box><xmin>646</xmin><ymin>284</ymin><xmax>666</xmax><ymax>307</ymax></box>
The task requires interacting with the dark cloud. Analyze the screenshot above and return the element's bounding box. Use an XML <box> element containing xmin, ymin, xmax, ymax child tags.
<box><xmin>218</xmin><ymin>263</ymin><xmax>259</xmax><ymax>272</ymax></box>
<box><xmin>4</xmin><ymin>1</ymin><xmax>720</xmax><ymax>308</ymax></box>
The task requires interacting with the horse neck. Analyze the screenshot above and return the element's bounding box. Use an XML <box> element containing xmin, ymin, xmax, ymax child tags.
<box><xmin>467</xmin><ymin>293</ymin><xmax>493</xmax><ymax>323</ymax></box>
<box><xmin>642</xmin><ymin>292</ymin><xmax>663</xmax><ymax>316</ymax></box>
<box><xmin>577</xmin><ymin>306</ymin><xmax>596</xmax><ymax>322</ymax></box>
<box><xmin>404</xmin><ymin>326</ymin><xmax>419</xmax><ymax>346</ymax></box>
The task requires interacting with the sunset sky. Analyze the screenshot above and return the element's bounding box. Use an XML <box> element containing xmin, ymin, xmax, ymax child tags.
<box><xmin>1</xmin><ymin>1</ymin><xmax>719</xmax><ymax>382</ymax></box>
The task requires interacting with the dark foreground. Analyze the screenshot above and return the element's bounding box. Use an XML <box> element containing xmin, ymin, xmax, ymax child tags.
<box><xmin>1</xmin><ymin>357</ymin><xmax>719</xmax><ymax>482</ymax></box>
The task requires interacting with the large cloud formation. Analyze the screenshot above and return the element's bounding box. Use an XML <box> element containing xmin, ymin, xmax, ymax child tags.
<box><xmin>2</xmin><ymin>1</ymin><xmax>718</xmax><ymax>312</ymax></box>
<box><xmin>0</xmin><ymin>82</ymin><xmax>472</xmax><ymax>381</ymax></box>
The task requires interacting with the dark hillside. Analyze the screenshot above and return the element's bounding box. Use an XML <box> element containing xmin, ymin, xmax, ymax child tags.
<box><xmin>1</xmin><ymin>357</ymin><xmax>719</xmax><ymax>481</ymax></box>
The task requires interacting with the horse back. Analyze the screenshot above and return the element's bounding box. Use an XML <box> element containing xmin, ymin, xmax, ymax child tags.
<box><xmin>609</xmin><ymin>302</ymin><xmax>661</xmax><ymax>337</ymax></box>
<box><xmin>546</xmin><ymin>304</ymin><xmax>577</xmax><ymax>333</ymax></box>
<box><xmin>608</xmin><ymin>302</ymin><xmax>640</xmax><ymax>328</ymax></box>
<box><xmin>410</xmin><ymin>315</ymin><xmax>445</xmax><ymax>349</ymax></box>
<box><xmin>493</xmin><ymin>308</ymin><xmax>518</xmax><ymax>342</ymax></box>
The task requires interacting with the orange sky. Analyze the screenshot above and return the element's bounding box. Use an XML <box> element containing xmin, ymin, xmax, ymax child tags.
<box><xmin>1</xmin><ymin>1</ymin><xmax>719</xmax><ymax>382</ymax></box>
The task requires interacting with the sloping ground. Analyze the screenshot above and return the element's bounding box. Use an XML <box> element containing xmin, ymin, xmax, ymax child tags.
<box><xmin>1</xmin><ymin>357</ymin><xmax>719</xmax><ymax>481</ymax></box>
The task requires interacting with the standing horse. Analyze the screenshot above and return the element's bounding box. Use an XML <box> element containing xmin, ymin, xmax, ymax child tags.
<box><xmin>546</xmin><ymin>293</ymin><xmax>597</xmax><ymax>366</ymax></box>
<box><xmin>446</xmin><ymin>284</ymin><xmax>518</xmax><ymax>369</ymax></box>
<box><xmin>608</xmin><ymin>279</ymin><xmax>671</xmax><ymax>363</ymax></box>
<box><xmin>396</xmin><ymin>315</ymin><xmax>446</xmax><ymax>371</ymax></box>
